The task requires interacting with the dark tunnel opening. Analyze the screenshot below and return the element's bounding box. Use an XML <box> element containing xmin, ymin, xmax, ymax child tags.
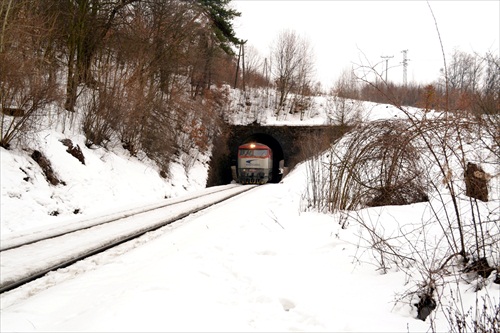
<box><xmin>233</xmin><ymin>133</ymin><xmax>284</xmax><ymax>184</ymax></box>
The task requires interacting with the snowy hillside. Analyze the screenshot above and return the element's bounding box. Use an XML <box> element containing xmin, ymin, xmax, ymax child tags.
<box><xmin>1</xmin><ymin>91</ymin><xmax>430</xmax><ymax>237</ymax></box>
<box><xmin>1</xmin><ymin>89</ymin><xmax>499</xmax><ymax>332</ymax></box>
<box><xmin>1</xmin><ymin>127</ymin><xmax>210</xmax><ymax>236</ymax></box>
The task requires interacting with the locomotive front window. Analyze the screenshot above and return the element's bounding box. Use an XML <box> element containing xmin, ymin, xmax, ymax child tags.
<box><xmin>253</xmin><ymin>149</ymin><xmax>268</xmax><ymax>157</ymax></box>
<box><xmin>239</xmin><ymin>149</ymin><xmax>268</xmax><ymax>157</ymax></box>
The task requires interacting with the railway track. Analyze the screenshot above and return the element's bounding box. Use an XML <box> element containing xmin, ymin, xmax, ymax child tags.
<box><xmin>0</xmin><ymin>184</ymin><xmax>256</xmax><ymax>294</ymax></box>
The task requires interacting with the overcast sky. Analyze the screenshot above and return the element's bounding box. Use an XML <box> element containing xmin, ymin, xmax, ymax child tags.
<box><xmin>232</xmin><ymin>0</ymin><xmax>499</xmax><ymax>88</ymax></box>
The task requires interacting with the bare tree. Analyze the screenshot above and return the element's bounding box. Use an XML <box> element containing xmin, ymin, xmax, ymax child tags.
<box><xmin>439</xmin><ymin>49</ymin><xmax>483</xmax><ymax>112</ymax></box>
<box><xmin>242</xmin><ymin>44</ymin><xmax>264</xmax><ymax>87</ymax></box>
<box><xmin>326</xmin><ymin>68</ymin><xmax>364</xmax><ymax>126</ymax></box>
<box><xmin>0</xmin><ymin>0</ymin><xmax>14</xmax><ymax>53</ymax></box>
<box><xmin>1</xmin><ymin>0</ymin><xmax>244</xmax><ymax>178</ymax></box>
<box><xmin>446</xmin><ymin>49</ymin><xmax>482</xmax><ymax>94</ymax></box>
<box><xmin>472</xmin><ymin>52</ymin><xmax>500</xmax><ymax>159</ymax></box>
<box><xmin>44</xmin><ymin>0</ymin><xmax>139</xmax><ymax>112</ymax></box>
<box><xmin>1</xmin><ymin>0</ymin><xmax>59</xmax><ymax>148</ymax></box>
<box><xmin>270</xmin><ymin>29</ymin><xmax>314</xmax><ymax>117</ymax></box>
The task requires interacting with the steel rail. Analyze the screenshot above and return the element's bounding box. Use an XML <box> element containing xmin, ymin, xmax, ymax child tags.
<box><xmin>0</xmin><ymin>185</ymin><xmax>256</xmax><ymax>294</ymax></box>
<box><xmin>1</xmin><ymin>184</ymin><xmax>241</xmax><ymax>251</ymax></box>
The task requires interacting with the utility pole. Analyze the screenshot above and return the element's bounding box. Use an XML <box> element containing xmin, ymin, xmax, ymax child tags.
<box><xmin>380</xmin><ymin>55</ymin><xmax>394</xmax><ymax>82</ymax></box>
<box><xmin>234</xmin><ymin>41</ymin><xmax>247</xmax><ymax>90</ymax></box>
<box><xmin>263</xmin><ymin>57</ymin><xmax>269</xmax><ymax>107</ymax></box>
<box><xmin>234</xmin><ymin>43</ymin><xmax>242</xmax><ymax>88</ymax></box>
<box><xmin>263</xmin><ymin>58</ymin><xmax>269</xmax><ymax>83</ymax></box>
<box><xmin>241</xmin><ymin>42</ymin><xmax>246</xmax><ymax>91</ymax></box>
<box><xmin>401</xmin><ymin>49</ymin><xmax>410</xmax><ymax>85</ymax></box>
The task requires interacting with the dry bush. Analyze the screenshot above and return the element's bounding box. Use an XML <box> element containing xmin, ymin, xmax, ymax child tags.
<box><xmin>444</xmin><ymin>292</ymin><xmax>499</xmax><ymax>333</ymax></box>
<box><xmin>81</xmin><ymin>90</ymin><xmax>118</xmax><ymax>148</ymax></box>
<box><xmin>132</xmin><ymin>86</ymin><xmax>180</xmax><ymax>175</ymax></box>
<box><xmin>1</xmin><ymin>53</ymin><xmax>59</xmax><ymax>148</ymax></box>
<box><xmin>325</xmin><ymin>94</ymin><xmax>364</xmax><ymax>126</ymax></box>
<box><xmin>341</xmin><ymin>14</ymin><xmax>499</xmax><ymax>326</ymax></box>
<box><xmin>304</xmin><ymin>106</ymin><xmax>499</xmax><ymax>327</ymax></box>
<box><xmin>174</xmin><ymin>86</ymin><xmax>229</xmax><ymax>173</ymax></box>
<box><xmin>300</xmin><ymin>131</ymin><xmax>334</xmax><ymax>212</ymax></box>
<box><xmin>326</xmin><ymin>68</ymin><xmax>365</xmax><ymax>126</ymax></box>
<box><xmin>349</xmin><ymin>190</ymin><xmax>499</xmax><ymax>326</ymax></box>
<box><xmin>321</xmin><ymin>120</ymin><xmax>428</xmax><ymax>211</ymax></box>
<box><xmin>470</xmin><ymin>63</ymin><xmax>500</xmax><ymax>161</ymax></box>
<box><xmin>116</xmin><ymin>88</ymin><xmax>148</xmax><ymax>157</ymax></box>
<box><xmin>113</xmin><ymin>65</ymin><xmax>154</xmax><ymax>156</ymax></box>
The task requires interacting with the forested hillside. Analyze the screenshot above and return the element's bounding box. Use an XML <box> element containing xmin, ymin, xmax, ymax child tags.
<box><xmin>1</xmin><ymin>0</ymin><xmax>252</xmax><ymax>175</ymax></box>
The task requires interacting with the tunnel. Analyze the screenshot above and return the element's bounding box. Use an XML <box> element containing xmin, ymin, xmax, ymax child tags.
<box><xmin>232</xmin><ymin>133</ymin><xmax>285</xmax><ymax>183</ymax></box>
<box><xmin>205</xmin><ymin>124</ymin><xmax>350</xmax><ymax>187</ymax></box>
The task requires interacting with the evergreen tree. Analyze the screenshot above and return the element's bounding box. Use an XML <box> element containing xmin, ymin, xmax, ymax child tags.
<box><xmin>196</xmin><ymin>0</ymin><xmax>242</xmax><ymax>54</ymax></box>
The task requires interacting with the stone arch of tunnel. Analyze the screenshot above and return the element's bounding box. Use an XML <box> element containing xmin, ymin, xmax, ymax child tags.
<box><xmin>237</xmin><ymin>132</ymin><xmax>284</xmax><ymax>183</ymax></box>
<box><xmin>205</xmin><ymin>124</ymin><xmax>350</xmax><ymax>187</ymax></box>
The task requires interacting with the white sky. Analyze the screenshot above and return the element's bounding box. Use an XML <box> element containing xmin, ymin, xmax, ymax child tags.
<box><xmin>232</xmin><ymin>0</ymin><xmax>500</xmax><ymax>88</ymax></box>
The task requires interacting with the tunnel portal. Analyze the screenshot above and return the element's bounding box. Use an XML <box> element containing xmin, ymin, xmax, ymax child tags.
<box><xmin>205</xmin><ymin>124</ymin><xmax>350</xmax><ymax>187</ymax></box>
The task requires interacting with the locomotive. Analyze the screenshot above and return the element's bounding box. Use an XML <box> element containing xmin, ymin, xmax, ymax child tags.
<box><xmin>236</xmin><ymin>142</ymin><xmax>273</xmax><ymax>184</ymax></box>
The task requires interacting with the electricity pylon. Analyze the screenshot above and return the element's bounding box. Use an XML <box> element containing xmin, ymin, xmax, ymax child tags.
<box><xmin>401</xmin><ymin>49</ymin><xmax>410</xmax><ymax>85</ymax></box>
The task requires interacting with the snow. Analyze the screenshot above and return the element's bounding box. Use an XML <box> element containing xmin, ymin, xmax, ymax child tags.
<box><xmin>1</xmin><ymin>94</ymin><xmax>499</xmax><ymax>332</ymax></box>
<box><xmin>0</xmin><ymin>185</ymin><xmax>255</xmax><ymax>290</ymax></box>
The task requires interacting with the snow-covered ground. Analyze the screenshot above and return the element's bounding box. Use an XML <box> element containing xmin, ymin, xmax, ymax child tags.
<box><xmin>1</xmin><ymin>93</ymin><xmax>498</xmax><ymax>332</ymax></box>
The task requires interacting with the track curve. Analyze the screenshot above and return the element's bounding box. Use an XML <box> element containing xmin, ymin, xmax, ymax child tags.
<box><xmin>0</xmin><ymin>184</ymin><xmax>256</xmax><ymax>293</ymax></box>
<box><xmin>1</xmin><ymin>184</ymin><xmax>245</xmax><ymax>252</ymax></box>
